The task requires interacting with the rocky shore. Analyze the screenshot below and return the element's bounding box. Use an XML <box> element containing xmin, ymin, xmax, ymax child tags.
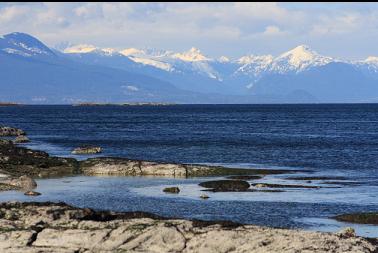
<box><xmin>0</xmin><ymin>133</ymin><xmax>295</xmax><ymax>179</ymax></box>
<box><xmin>0</xmin><ymin>126</ymin><xmax>377</xmax><ymax>252</ymax></box>
<box><xmin>0</xmin><ymin>201</ymin><xmax>376</xmax><ymax>253</ymax></box>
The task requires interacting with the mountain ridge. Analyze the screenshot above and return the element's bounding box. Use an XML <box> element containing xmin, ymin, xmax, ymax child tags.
<box><xmin>2</xmin><ymin>32</ymin><xmax>378</xmax><ymax>103</ymax></box>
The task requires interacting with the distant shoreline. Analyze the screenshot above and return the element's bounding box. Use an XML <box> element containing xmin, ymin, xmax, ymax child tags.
<box><xmin>72</xmin><ymin>102</ymin><xmax>177</xmax><ymax>106</ymax></box>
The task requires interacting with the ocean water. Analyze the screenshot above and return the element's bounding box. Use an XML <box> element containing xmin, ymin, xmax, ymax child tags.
<box><xmin>0</xmin><ymin>104</ymin><xmax>377</xmax><ymax>236</ymax></box>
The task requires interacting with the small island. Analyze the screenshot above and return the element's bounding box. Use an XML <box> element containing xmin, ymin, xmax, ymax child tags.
<box><xmin>72</xmin><ymin>102</ymin><xmax>176</xmax><ymax>106</ymax></box>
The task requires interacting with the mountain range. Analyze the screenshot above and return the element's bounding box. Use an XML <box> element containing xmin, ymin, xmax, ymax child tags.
<box><xmin>1</xmin><ymin>32</ymin><xmax>378</xmax><ymax>104</ymax></box>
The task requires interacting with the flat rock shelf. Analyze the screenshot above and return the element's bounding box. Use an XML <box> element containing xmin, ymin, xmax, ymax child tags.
<box><xmin>0</xmin><ymin>202</ymin><xmax>376</xmax><ymax>253</ymax></box>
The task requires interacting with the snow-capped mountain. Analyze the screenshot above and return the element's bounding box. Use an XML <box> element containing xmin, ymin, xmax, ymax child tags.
<box><xmin>0</xmin><ymin>32</ymin><xmax>202</xmax><ymax>104</ymax></box>
<box><xmin>270</xmin><ymin>45</ymin><xmax>334</xmax><ymax>73</ymax></box>
<box><xmin>235</xmin><ymin>45</ymin><xmax>335</xmax><ymax>79</ymax></box>
<box><xmin>235</xmin><ymin>55</ymin><xmax>274</xmax><ymax>77</ymax></box>
<box><xmin>3</xmin><ymin>32</ymin><xmax>378</xmax><ymax>103</ymax></box>
<box><xmin>0</xmin><ymin>32</ymin><xmax>55</xmax><ymax>58</ymax></box>
<box><xmin>354</xmin><ymin>56</ymin><xmax>378</xmax><ymax>75</ymax></box>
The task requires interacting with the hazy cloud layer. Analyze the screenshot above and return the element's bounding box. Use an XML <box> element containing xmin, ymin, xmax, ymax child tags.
<box><xmin>1</xmin><ymin>2</ymin><xmax>378</xmax><ymax>60</ymax></box>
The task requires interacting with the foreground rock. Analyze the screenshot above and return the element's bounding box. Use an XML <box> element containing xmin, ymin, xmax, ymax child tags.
<box><xmin>199</xmin><ymin>180</ymin><xmax>250</xmax><ymax>192</ymax></box>
<box><xmin>334</xmin><ymin>212</ymin><xmax>378</xmax><ymax>225</ymax></box>
<box><xmin>0</xmin><ymin>126</ymin><xmax>25</xmax><ymax>136</ymax></box>
<box><xmin>72</xmin><ymin>146</ymin><xmax>102</xmax><ymax>155</ymax></box>
<box><xmin>0</xmin><ymin>202</ymin><xmax>375</xmax><ymax>253</ymax></box>
<box><xmin>0</xmin><ymin>141</ymin><xmax>79</xmax><ymax>177</ymax></box>
<box><xmin>80</xmin><ymin>157</ymin><xmax>294</xmax><ymax>177</ymax></box>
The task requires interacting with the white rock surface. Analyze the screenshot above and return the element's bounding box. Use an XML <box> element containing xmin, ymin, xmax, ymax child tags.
<box><xmin>0</xmin><ymin>202</ymin><xmax>375</xmax><ymax>253</ymax></box>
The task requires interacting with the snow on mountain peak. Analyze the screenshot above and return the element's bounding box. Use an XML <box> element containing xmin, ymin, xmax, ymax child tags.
<box><xmin>119</xmin><ymin>48</ymin><xmax>145</xmax><ymax>57</ymax></box>
<box><xmin>237</xmin><ymin>55</ymin><xmax>273</xmax><ymax>65</ymax></box>
<box><xmin>218</xmin><ymin>56</ymin><xmax>230</xmax><ymax>63</ymax></box>
<box><xmin>365</xmin><ymin>56</ymin><xmax>378</xmax><ymax>63</ymax></box>
<box><xmin>1</xmin><ymin>32</ymin><xmax>55</xmax><ymax>57</ymax></box>
<box><xmin>272</xmin><ymin>44</ymin><xmax>333</xmax><ymax>72</ymax></box>
<box><xmin>173</xmin><ymin>47</ymin><xmax>211</xmax><ymax>62</ymax></box>
<box><xmin>278</xmin><ymin>45</ymin><xmax>319</xmax><ymax>63</ymax></box>
<box><xmin>63</xmin><ymin>44</ymin><xmax>98</xmax><ymax>54</ymax></box>
<box><xmin>101</xmin><ymin>48</ymin><xmax>117</xmax><ymax>55</ymax></box>
<box><xmin>236</xmin><ymin>55</ymin><xmax>274</xmax><ymax>76</ymax></box>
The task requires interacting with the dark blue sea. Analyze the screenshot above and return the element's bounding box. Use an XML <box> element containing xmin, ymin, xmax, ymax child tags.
<box><xmin>0</xmin><ymin>104</ymin><xmax>377</xmax><ymax>236</ymax></box>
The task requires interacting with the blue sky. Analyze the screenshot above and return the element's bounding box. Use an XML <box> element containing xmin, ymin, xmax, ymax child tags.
<box><xmin>1</xmin><ymin>2</ymin><xmax>378</xmax><ymax>60</ymax></box>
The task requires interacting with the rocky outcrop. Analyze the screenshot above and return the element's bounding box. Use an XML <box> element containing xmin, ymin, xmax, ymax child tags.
<box><xmin>80</xmin><ymin>157</ymin><xmax>292</xmax><ymax>177</ymax></box>
<box><xmin>72</xmin><ymin>146</ymin><xmax>102</xmax><ymax>155</ymax></box>
<box><xmin>14</xmin><ymin>135</ymin><xmax>30</xmax><ymax>143</ymax></box>
<box><xmin>4</xmin><ymin>175</ymin><xmax>37</xmax><ymax>190</ymax></box>
<box><xmin>0</xmin><ymin>183</ymin><xmax>20</xmax><ymax>191</ymax></box>
<box><xmin>163</xmin><ymin>187</ymin><xmax>180</xmax><ymax>194</ymax></box>
<box><xmin>199</xmin><ymin>180</ymin><xmax>251</xmax><ymax>192</ymax></box>
<box><xmin>0</xmin><ymin>202</ymin><xmax>375</xmax><ymax>253</ymax></box>
<box><xmin>0</xmin><ymin>126</ymin><xmax>25</xmax><ymax>136</ymax></box>
<box><xmin>0</xmin><ymin>141</ymin><xmax>79</xmax><ymax>178</ymax></box>
<box><xmin>0</xmin><ymin>139</ymin><xmax>301</xmax><ymax>179</ymax></box>
<box><xmin>334</xmin><ymin>212</ymin><xmax>378</xmax><ymax>225</ymax></box>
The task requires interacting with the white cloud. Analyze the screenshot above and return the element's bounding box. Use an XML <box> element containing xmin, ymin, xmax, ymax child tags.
<box><xmin>263</xmin><ymin>25</ymin><xmax>285</xmax><ymax>36</ymax></box>
<box><xmin>1</xmin><ymin>3</ymin><xmax>378</xmax><ymax>59</ymax></box>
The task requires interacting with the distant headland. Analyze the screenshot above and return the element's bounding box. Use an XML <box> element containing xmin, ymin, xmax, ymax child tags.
<box><xmin>0</xmin><ymin>102</ymin><xmax>21</xmax><ymax>106</ymax></box>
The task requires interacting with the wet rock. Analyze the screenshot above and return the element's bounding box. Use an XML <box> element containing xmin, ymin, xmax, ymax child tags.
<box><xmin>72</xmin><ymin>146</ymin><xmax>102</xmax><ymax>155</ymax></box>
<box><xmin>0</xmin><ymin>141</ymin><xmax>79</xmax><ymax>177</ymax></box>
<box><xmin>252</xmin><ymin>183</ymin><xmax>321</xmax><ymax>189</ymax></box>
<box><xmin>200</xmin><ymin>194</ymin><xmax>210</xmax><ymax>199</ymax></box>
<box><xmin>5</xmin><ymin>175</ymin><xmax>37</xmax><ymax>190</ymax></box>
<box><xmin>0</xmin><ymin>126</ymin><xmax>25</xmax><ymax>136</ymax></box>
<box><xmin>163</xmin><ymin>187</ymin><xmax>180</xmax><ymax>194</ymax></box>
<box><xmin>334</xmin><ymin>212</ymin><xmax>378</xmax><ymax>225</ymax></box>
<box><xmin>0</xmin><ymin>183</ymin><xmax>20</xmax><ymax>191</ymax></box>
<box><xmin>337</xmin><ymin>227</ymin><xmax>356</xmax><ymax>238</ymax></box>
<box><xmin>24</xmin><ymin>191</ymin><xmax>41</xmax><ymax>196</ymax></box>
<box><xmin>14</xmin><ymin>135</ymin><xmax>30</xmax><ymax>143</ymax></box>
<box><xmin>199</xmin><ymin>180</ymin><xmax>250</xmax><ymax>192</ymax></box>
<box><xmin>226</xmin><ymin>175</ymin><xmax>263</xmax><ymax>180</ymax></box>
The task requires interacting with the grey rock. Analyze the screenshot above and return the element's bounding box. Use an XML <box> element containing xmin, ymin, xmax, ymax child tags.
<box><xmin>72</xmin><ymin>146</ymin><xmax>102</xmax><ymax>155</ymax></box>
<box><xmin>5</xmin><ymin>175</ymin><xmax>37</xmax><ymax>190</ymax></box>
<box><xmin>0</xmin><ymin>126</ymin><xmax>25</xmax><ymax>137</ymax></box>
<box><xmin>14</xmin><ymin>136</ymin><xmax>30</xmax><ymax>143</ymax></box>
<box><xmin>24</xmin><ymin>191</ymin><xmax>41</xmax><ymax>196</ymax></box>
<box><xmin>0</xmin><ymin>202</ymin><xmax>375</xmax><ymax>253</ymax></box>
